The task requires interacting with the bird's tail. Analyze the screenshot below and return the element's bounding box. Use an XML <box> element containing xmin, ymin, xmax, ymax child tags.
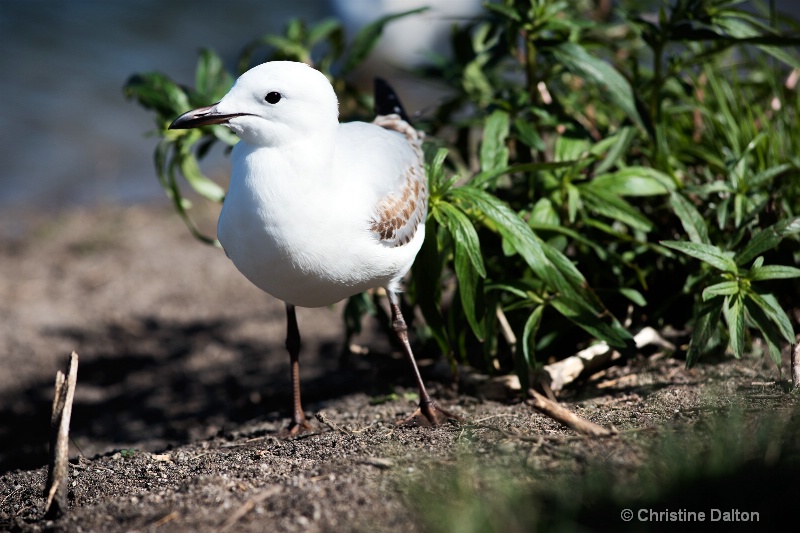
<box><xmin>374</xmin><ymin>78</ymin><xmax>412</xmax><ymax>124</ymax></box>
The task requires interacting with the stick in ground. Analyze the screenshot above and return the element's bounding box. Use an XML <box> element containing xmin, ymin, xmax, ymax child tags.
<box><xmin>44</xmin><ymin>351</ymin><xmax>78</xmax><ymax>518</ymax></box>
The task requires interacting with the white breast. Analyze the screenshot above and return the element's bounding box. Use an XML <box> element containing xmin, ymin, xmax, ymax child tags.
<box><xmin>216</xmin><ymin>123</ymin><xmax>424</xmax><ymax>308</ymax></box>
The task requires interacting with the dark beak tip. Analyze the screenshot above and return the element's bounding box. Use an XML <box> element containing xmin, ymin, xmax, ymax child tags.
<box><xmin>168</xmin><ymin>103</ymin><xmax>225</xmax><ymax>130</ymax></box>
<box><xmin>168</xmin><ymin>114</ymin><xmax>194</xmax><ymax>130</ymax></box>
<box><xmin>168</xmin><ymin>110</ymin><xmax>196</xmax><ymax>130</ymax></box>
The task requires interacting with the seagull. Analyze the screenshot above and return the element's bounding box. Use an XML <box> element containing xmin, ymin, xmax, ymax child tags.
<box><xmin>169</xmin><ymin>61</ymin><xmax>457</xmax><ymax>434</ymax></box>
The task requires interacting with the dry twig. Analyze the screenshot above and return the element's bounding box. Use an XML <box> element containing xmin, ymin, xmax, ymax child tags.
<box><xmin>527</xmin><ymin>388</ymin><xmax>614</xmax><ymax>437</ymax></box>
<box><xmin>541</xmin><ymin>327</ymin><xmax>675</xmax><ymax>391</ymax></box>
<box><xmin>44</xmin><ymin>351</ymin><xmax>79</xmax><ymax>519</ymax></box>
<box><xmin>315</xmin><ymin>411</ymin><xmax>352</xmax><ymax>435</ymax></box>
<box><xmin>219</xmin><ymin>486</ymin><xmax>281</xmax><ymax>532</ymax></box>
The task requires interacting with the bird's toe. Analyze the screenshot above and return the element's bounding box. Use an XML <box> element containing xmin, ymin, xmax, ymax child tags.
<box><xmin>396</xmin><ymin>401</ymin><xmax>461</xmax><ymax>428</ymax></box>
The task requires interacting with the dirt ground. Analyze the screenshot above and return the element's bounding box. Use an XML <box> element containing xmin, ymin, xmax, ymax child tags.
<box><xmin>1</xmin><ymin>204</ymin><xmax>797</xmax><ymax>532</ymax></box>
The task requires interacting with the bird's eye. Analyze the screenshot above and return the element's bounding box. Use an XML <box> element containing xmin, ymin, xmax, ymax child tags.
<box><xmin>265</xmin><ymin>92</ymin><xmax>282</xmax><ymax>104</ymax></box>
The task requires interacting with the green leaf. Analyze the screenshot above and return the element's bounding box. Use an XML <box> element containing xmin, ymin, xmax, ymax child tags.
<box><xmin>669</xmin><ymin>191</ymin><xmax>709</xmax><ymax>245</ymax></box>
<box><xmin>687</xmin><ymin>298</ymin><xmax>724</xmax><ymax>367</ymax></box>
<box><xmin>750</xmin><ymin>265</ymin><xmax>800</xmax><ymax>281</ymax></box>
<box><xmin>343</xmin><ymin>292</ymin><xmax>376</xmax><ymax>338</ymax></box>
<box><xmin>749</xmin><ymin>163</ymin><xmax>793</xmax><ymax>188</ymax></box>
<box><xmin>195</xmin><ymin>48</ymin><xmax>233</xmax><ymax>101</ymax></box>
<box><xmin>448</xmin><ymin>186</ymin><xmax>632</xmax><ymax>350</ymax></box>
<box><xmin>480</xmin><ymin>110</ymin><xmax>510</xmax><ymax>173</ymax></box>
<box><xmin>163</xmin><ymin>148</ymin><xmax>218</xmax><ymax>246</ymax></box>
<box><xmin>450</xmin><ymin>187</ymin><xmax>575</xmax><ymax>297</ymax></box>
<box><xmin>123</xmin><ymin>72</ymin><xmax>190</xmax><ymax>119</ymax></box>
<box><xmin>521</xmin><ymin>305</ymin><xmax>545</xmax><ymax>367</ymax></box>
<box><xmin>722</xmin><ymin>295</ymin><xmax>745</xmax><ymax>358</ymax></box>
<box><xmin>426</xmin><ymin>148</ymin><xmax>451</xmax><ymax>194</ymax></box>
<box><xmin>307</xmin><ymin>18</ymin><xmax>343</xmax><ymax>47</ymax></box>
<box><xmin>433</xmin><ymin>200</ymin><xmax>486</xmax><ymax>339</ymax></box>
<box><xmin>593</xmin><ymin>127</ymin><xmax>635</xmax><ymax>174</ymax></box>
<box><xmin>539</xmin><ymin>240</ymin><xmax>604</xmax><ymax>303</ymax></box>
<box><xmin>238</xmin><ymin>33</ymin><xmax>311</xmax><ymax>72</ymax></box>
<box><xmin>529</xmin><ymin>198</ymin><xmax>559</xmax><ymax>226</ymax></box>
<box><xmin>342</xmin><ymin>7</ymin><xmax>428</xmax><ymax>75</ymax></box>
<box><xmin>618</xmin><ymin>288</ymin><xmax>647</xmax><ymax>307</ymax></box>
<box><xmin>210</xmin><ymin>124</ymin><xmax>240</xmax><ymax>146</ymax></box>
<box><xmin>555</xmin><ymin>136</ymin><xmax>590</xmax><ymax>162</ymax></box>
<box><xmin>590</xmin><ymin>167</ymin><xmax>674</xmax><ymax>196</ymax></box>
<box><xmin>745</xmin><ymin>291</ymin><xmax>795</xmax><ymax>343</ymax></box>
<box><xmin>154</xmin><ymin>138</ymin><xmax>172</xmax><ymax>198</ymax></box>
<box><xmin>759</xmin><ymin>45</ymin><xmax>800</xmax><ymax>71</ymax></box>
<box><xmin>453</xmin><ymin>241</ymin><xmax>485</xmax><ymax>340</ymax></box>
<box><xmin>550</xmin><ymin>296</ymin><xmax>632</xmax><ymax>349</ymax></box>
<box><xmin>550</xmin><ymin>42</ymin><xmax>643</xmax><ymax>128</ymax></box>
<box><xmin>702</xmin><ymin>280</ymin><xmax>740</xmax><ymax>301</ymax></box>
<box><xmin>177</xmin><ymin>149</ymin><xmax>226</xmax><ymax>202</ymax></box>
<box><xmin>436</xmin><ymin>202</ymin><xmax>486</xmax><ymax>277</ymax></box>
<box><xmin>463</xmin><ymin>59</ymin><xmax>494</xmax><ymax>105</ymax></box>
<box><xmin>580</xmin><ymin>186</ymin><xmax>654</xmax><ymax>232</ymax></box>
<box><xmin>743</xmin><ymin>297</ymin><xmax>786</xmax><ymax>367</ymax></box>
<box><xmin>411</xmin><ymin>221</ymin><xmax>449</xmax><ymax>354</ymax></box>
<box><xmin>735</xmin><ymin>217</ymin><xmax>800</xmax><ymax>266</ymax></box>
<box><xmin>661</xmin><ymin>241</ymin><xmax>737</xmax><ymax>273</ymax></box>
<box><xmin>487</xmin><ymin>282</ymin><xmax>534</xmax><ymax>301</ymax></box>
<box><xmin>513</xmin><ymin>117</ymin><xmax>545</xmax><ymax>151</ymax></box>
<box><xmin>471</xmin><ymin>161</ymin><xmax>576</xmax><ymax>189</ymax></box>
<box><xmin>566</xmin><ymin>183</ymin><xmax>581</xmax><ymax>224</ymax></box>
<box><xmin>483</xmin><ymin>2</ymin><xmax>522</xmax><ymax>21</ymax></box>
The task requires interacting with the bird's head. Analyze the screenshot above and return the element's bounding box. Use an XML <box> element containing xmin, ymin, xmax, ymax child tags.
<box><xmin>169</xmin><ymin>61</ymin><xmax>339</xmax><ymax>147</ymax></box>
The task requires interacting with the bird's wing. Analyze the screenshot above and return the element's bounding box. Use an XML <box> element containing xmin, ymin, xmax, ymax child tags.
<box><xmin>368</xmin><ymin>115</ymin><xmax>427</xmax><ymax>248</ymax></box>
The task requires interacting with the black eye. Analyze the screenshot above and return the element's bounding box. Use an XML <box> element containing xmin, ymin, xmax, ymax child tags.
<box><xmin>265</xmin><ymin>92</ymin><xmax>282</xmax><ymax>104</ymax></box>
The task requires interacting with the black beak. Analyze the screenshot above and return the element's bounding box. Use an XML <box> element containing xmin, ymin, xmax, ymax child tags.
<box><xmin>169</xmin><ymin>104</ymin><xmax>251</xmax><ymax>130</ymax></box>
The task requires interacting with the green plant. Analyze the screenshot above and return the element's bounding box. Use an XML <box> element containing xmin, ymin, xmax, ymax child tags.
<box><xmin>125</xmin><ymin>1</ymin><xmax>800</xmax><ymax>380</ymax></box>
<box><xmin>411</xmin><ymin>0</ymin><xmax>800</xmax><ymax>373</ymax></box>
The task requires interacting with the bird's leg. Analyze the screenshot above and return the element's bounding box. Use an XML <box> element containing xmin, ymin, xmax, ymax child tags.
<box><xmin>387</xmin><ymin>292</ymin><xmax>459</xmax><ymax>427</ymax></box>
<box><xmin>284</xmin><ymin>303</ymin><xmax>312</xmax><ymax>435</ymax></box>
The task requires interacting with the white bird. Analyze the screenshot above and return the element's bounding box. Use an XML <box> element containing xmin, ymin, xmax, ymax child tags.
<box><xmin>170</xmin><ymin>61</ymin><xmax>457</xmax><ymax>434</ymax></box>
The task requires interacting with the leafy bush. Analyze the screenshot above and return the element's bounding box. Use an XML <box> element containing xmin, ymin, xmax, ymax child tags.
<box><xmin>125</xmin><ymin>0</ymin><xmax>800</xmax><ymax>381</ymax></box>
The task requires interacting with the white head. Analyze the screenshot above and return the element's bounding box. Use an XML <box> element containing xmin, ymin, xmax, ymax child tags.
<box><xmin>170</xmin><ymin>61</ymin><xmax>339</xmax><ymax>147</ymax></box>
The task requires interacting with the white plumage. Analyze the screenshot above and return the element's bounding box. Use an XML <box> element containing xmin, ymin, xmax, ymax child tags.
<box><xmin>170</xmin><ymin>61</ymin><xmax>455</xmax><ymax>432</ymax></box>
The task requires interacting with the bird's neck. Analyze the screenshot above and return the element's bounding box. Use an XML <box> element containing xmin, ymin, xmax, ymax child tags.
<box><xmin>220</xmin><ymin>129</ymin><xmax>347</xmax><ymax>252</ymax></box>
<box><xmin>229</xmin><ymin>126</ymin><xmax>342</xmax><ymax>204</ymax></box>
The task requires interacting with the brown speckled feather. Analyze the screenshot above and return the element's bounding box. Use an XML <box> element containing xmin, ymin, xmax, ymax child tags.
<box><xmin>369</xmin><ymin>115</ymin><xmax>427</xmax><ymax>248</ymax></box>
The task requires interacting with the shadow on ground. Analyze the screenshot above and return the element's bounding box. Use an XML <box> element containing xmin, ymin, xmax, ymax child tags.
<box><xmin>0</xmin><ymin>314</ymin><xmax>422</xmax><ymax>474</ymax></box>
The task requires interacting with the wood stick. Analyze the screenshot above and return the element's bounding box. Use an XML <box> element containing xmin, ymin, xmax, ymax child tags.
<box><xmin>792</xmin><ymin>342</ymin><xmax>800</xmax><ymax>389</ymax></box>
<box><xmin>44</xmin><ymin>352</ymin><xmax>78</xmax><ymax>518</ymax></box>
<box><xmin>527</xmin><ymin>388</ymin><xmax>614</xmax><ymax>437</ymax></box>
<box><xmin>541</xmin><ymin>327</ymin><xmax>675</xmax><ymax>391</ymax></box>
<box><xmin>220</xmin><ymin>486</ymin><xmax>280</xmax><ymax>532</ymax></box>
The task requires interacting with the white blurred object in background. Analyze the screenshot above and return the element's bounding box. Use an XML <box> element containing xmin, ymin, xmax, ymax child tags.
<box><xmin>331</xmin><ymin>0</ymin><xmax>483</xmax><ymax>67</ymax></box>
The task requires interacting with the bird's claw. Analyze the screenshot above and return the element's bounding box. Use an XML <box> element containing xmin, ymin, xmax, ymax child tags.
<box><xmin>397</xmin><ymin>401</ymin><xmax>461</xmax><ymax>427</ymax></box>
<box><xmin>279</xmin><ymin>418</ymin><xmax>314</xmax><ymax>438</ymax></box>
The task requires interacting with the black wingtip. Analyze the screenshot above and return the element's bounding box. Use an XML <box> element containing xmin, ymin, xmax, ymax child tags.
<box><xmin>374</xmin><ymin>78</ymin><xmax>412</xmax><ymax>124</ymax></box>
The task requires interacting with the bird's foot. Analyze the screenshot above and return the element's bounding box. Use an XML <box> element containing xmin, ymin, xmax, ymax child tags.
<box><xmin>279</xmin><ymin>418</ymin><xmax>314</xmax><ymax>438</ymax></box>
<box><xmin>397</xmin><ymin>401</ymin><xmax>461</xmax><ymax>427</ymax></box>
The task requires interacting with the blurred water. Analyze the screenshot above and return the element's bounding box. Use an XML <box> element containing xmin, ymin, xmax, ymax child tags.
<box><xmin>0</xmin><ymin>0</ymin><xmax>331</xmax><ymax>208</ymax></box>
<box><xmin>0</xmin><ymin>0</ymin><xmax>486</xmax><ymax>210</ymax></box>
<box><xmin>1</xmin><ymin>1</ymin><xmax>795</xmax><ymax>210</ymax></box>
